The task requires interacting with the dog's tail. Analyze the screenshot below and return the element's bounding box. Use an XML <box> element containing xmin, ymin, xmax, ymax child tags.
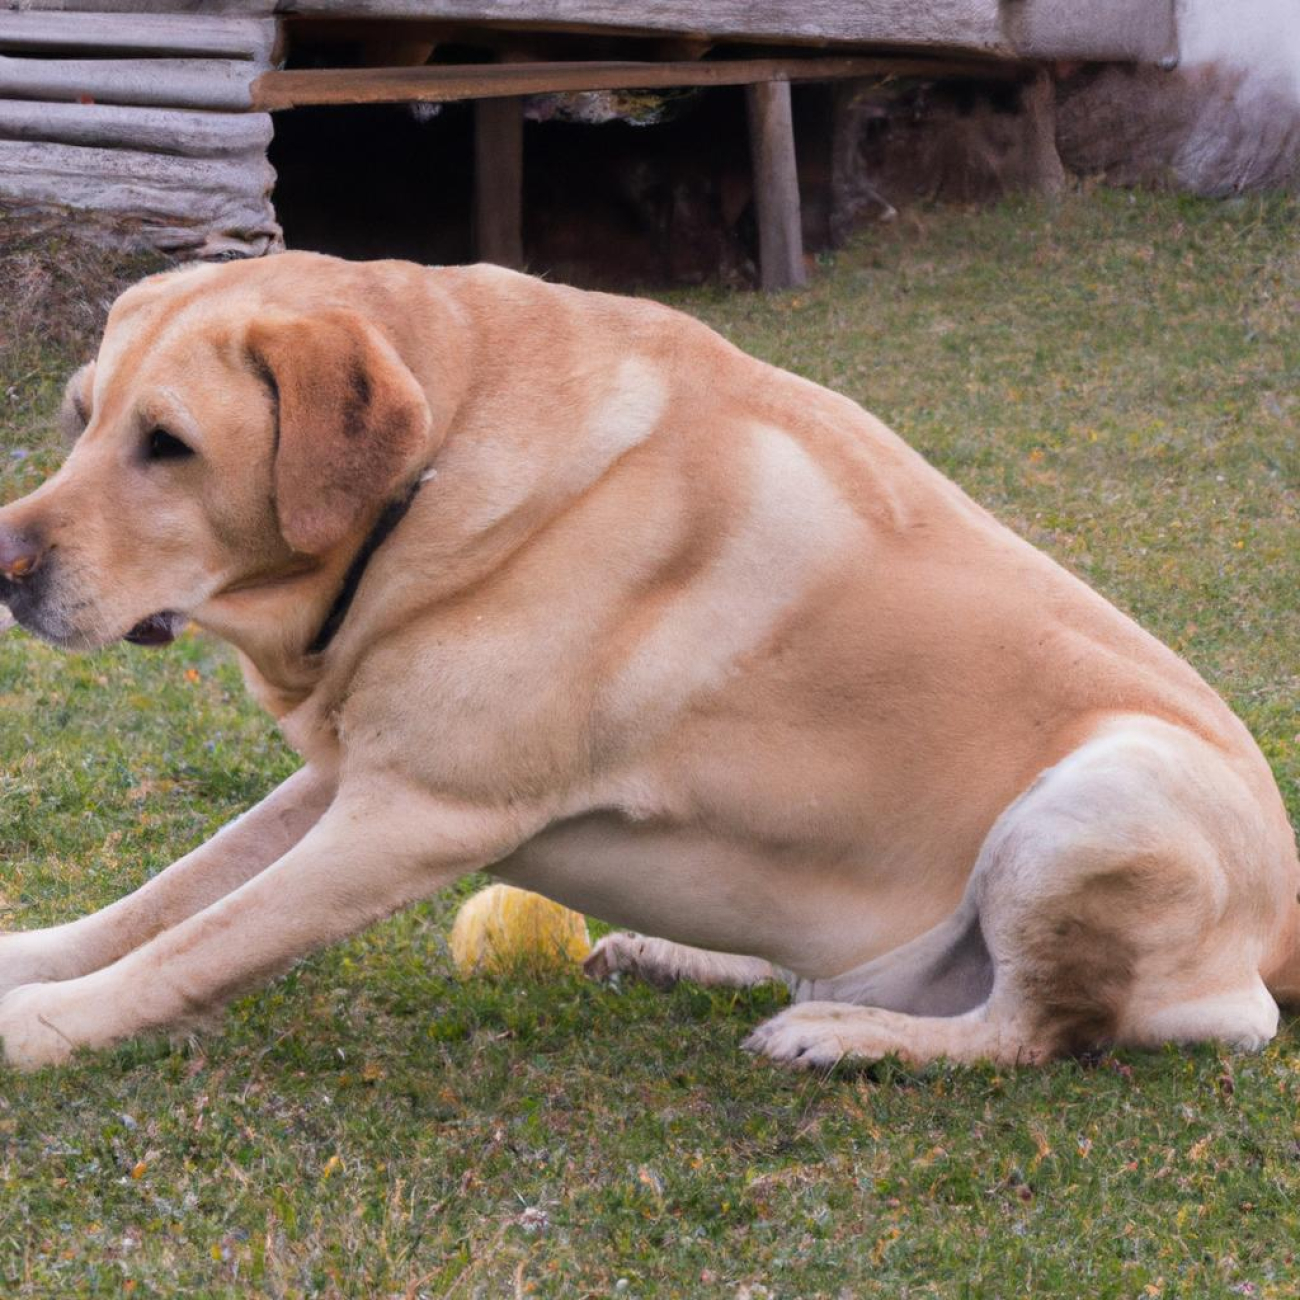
<box><xmin>789</xmin><ymin>894</ymin><xmax>993</xmax><ymax>1016</ymax></box>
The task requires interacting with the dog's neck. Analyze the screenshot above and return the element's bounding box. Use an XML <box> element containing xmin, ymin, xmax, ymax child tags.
<box><xmin>191</xmin><ymin>476</ymin><xmax>428</xmax><ymax>718</ymax></box>
<box><xmin>305</xmin><ymin>474</ymin><xmax>425</xmax><ymax>657</ymax></box>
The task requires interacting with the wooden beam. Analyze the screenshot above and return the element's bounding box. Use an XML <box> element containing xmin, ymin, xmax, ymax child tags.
<box><xmin>0</xmin><ymin>99</ymin><xmax>274</xmax><ymax>157</ymax></box>
<box><xmin>252</xmin><ymin>54</ymin><xmax>1019</xmax><ymax>111</ymax></box>
<box><xmin>0</xmin><ymin>55</ymin><xmax>264</xmax><ymax>111</ymax></box>
<box><xmin>746</xmin><ymin>80</ymin><xmax>806</xmax><ymax>291</ymax></box>
<box><xmin>0</xmin><ymin>13</ymin><xmax>279</xmax><ymax>61</ymax></box>
<box><xmin>474</xmin><ymin>94</ymin><xmax>523</xmax><ymax>268</ymax></box>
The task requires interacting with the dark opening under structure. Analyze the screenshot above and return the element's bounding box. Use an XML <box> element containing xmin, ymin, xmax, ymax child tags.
<box><xmin>0</xmin><ymin>2</ymin><xmax>1180</xmax><ymax>282</ymax></box>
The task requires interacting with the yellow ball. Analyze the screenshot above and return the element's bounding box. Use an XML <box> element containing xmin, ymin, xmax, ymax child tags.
<box><xmin>448</xmin><ymin>883</ymin><xmax>591</xmax><ymax>977</ymax></box>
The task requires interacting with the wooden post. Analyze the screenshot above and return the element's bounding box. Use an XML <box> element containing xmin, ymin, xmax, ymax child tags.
<box><xmin>474</xmin><ymin>94</ymin><xmax>523</xmax><ymax>269</ymax></box>
<box><xmin>1022</xmin><ymin>68</ymin><xmax>1065</xmax><ymax>197</ymax></box>
<box><xmin>745</xmin><ymin>79</ymin><xmax>807</xmax><ymax>291</ymax></box>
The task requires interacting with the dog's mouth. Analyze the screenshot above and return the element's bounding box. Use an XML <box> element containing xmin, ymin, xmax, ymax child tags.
<box><xmin>123</xmin><ymin>611</ymin><xmax>186</xmax><ymax>647</ymax></box>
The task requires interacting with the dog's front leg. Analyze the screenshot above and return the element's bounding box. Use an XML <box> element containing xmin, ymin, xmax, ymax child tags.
<box><xmin>0</xmin><ymin>764</ymin><xmax>334</xmax><ymax>1000</ymax></box>
<box><xmin>0</xmin><ymin>780</ymin><xmax>522</xmax><ymax>1069</ymax></box>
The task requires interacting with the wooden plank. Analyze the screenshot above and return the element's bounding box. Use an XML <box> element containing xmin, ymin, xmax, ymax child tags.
<box><xmin>252</xmin><ymin>55</ymin><xmax>1019</xmax><ymax>111</ymax></box>
<box><xmin>0</xmin><ymin>55</ymin><xmax>263</xmax><ymax>110</ymax></box>
<box><xmin>746</xmin><ymin>80</ymin><xmax>806</xmax><ymax>291</ymax></box>
<box><xmin>0</xmin><ymin>100</ymin><xmax>274</xmax><ymax>157</ymax></box>
<box><xmin>278</xmin><ymin>1</ymin><xmax>1012</xmax><ymax>56</ymax></box>
<box><xmin>0</xmin><ymin>13</ymin><xmax>279</xmax><ymax>61</ymax></box>
<box><xmin>474</xmin><ymin>95</ymin><xmax>523</xmax><ymax>268</ymax></box>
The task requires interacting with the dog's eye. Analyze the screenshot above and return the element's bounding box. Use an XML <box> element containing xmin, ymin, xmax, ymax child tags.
<box><xmin>144</xmin><ymin>428</ymin><xmax>194</xmax><ymax>462</ymax></box>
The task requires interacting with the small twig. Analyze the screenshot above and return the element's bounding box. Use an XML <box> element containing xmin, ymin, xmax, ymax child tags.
<box><xmin>36</xmin><ymin>1012</ymin><xmax>77</xmax><ymax>1052</ymax></box>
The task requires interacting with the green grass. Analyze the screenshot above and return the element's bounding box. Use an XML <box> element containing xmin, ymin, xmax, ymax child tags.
<box><xmin>1</xmin><ymin>190</ymin><xmax>1298</xmax><ymax>1298</ymax></box>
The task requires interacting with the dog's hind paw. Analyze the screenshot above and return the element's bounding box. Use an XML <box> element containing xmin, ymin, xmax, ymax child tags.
<box><xmin>583</xmin><ymin>933</ymin><xmax>680</xmax><ymax>990</ymax></box>
<box><xmin>745</xmin><ymin>1001</ymin><xmax>1051</xmax><ymax>1069</ymax></box>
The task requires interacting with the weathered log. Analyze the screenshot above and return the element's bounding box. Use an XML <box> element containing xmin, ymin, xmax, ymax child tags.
<box><xmin>2</xmin><ymin>1</ymin><xmax>277</xmax><ymax>13</ymax></box>
<box><xmin>746</xmin><ymin>80</ymin><xmax>807</xmax><ymax>291</ymax></box>
<box><xmin>0</xmin><ymin>14</ymin><xmax>279</xmax><ymax>61</ymax></box>
<box><xmin>0</xmin><ymin>140</ymin><xmax>274</xmax><ymax>197</ymax></box>
<box><xmin>1</xmin><ymin>168</ymin><xmax>276</xmax><ymax>220</ymax></box>
<box><xmin>0</xmin><ymin>100</ymin><xmax>274</xmax><ymax>157</ymax></box>
<box><xmin>0</xmin><ymin>55</ymin><xmax>262</xmax><ymax>111</ymax></box>
<box><xmin>0</xmin><ymin>189</ymin><xmax>281</xmax><ymax>257</ymax></box>
<box><xmin>0</xmin><ymin>137</ymin><xmax>281</xmax><ymax>256</ymax></box>
<box><xmin>0</xmin><ymin>173</ymin><xmax>275</xmax><ymax>225</ymax></box>
<box><xmin>252</xmin><ymin>55</ymin><xmax>1020</xmax><ymax>111</ymax></box>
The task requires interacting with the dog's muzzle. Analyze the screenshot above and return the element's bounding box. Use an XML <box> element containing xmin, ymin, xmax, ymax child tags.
<box><xmin>0</xmin><ymin>528</ymin><xmax>183</xmax><ymax>648</ymax></box>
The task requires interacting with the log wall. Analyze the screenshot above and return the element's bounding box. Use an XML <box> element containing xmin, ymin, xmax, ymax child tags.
<box><xmin>0</xmin><ymin>10</ymin><xmax>282</xmax><ymax>257</ymax></box>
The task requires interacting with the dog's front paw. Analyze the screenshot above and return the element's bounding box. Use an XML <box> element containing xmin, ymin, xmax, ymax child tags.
<box><xmin>583</xmin><ymin>933</ymin><xmax>680</xmax><ymax>990</ymax></box>
<box><xmin>0</xmin><ymin>983</ymin><xmax>79</xmax><ymax>1070</ymax></box>
<box><xmin>743</xmin><ymin>1002</ymin><xmax>867</xmax><ymax>1069</ymax></box>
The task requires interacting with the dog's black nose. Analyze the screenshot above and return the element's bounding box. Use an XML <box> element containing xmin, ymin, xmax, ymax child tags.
<box><xmin>0</xmin><ymin>523</ymin><xmax>43</xmax><ymax>586</ymax></box>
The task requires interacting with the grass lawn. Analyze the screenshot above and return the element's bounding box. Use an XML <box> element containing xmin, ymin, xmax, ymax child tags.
<box><xmin>1</xmin><ymin>190</ymin><xmax>1298</xmax><ymax>1299</ymax></box>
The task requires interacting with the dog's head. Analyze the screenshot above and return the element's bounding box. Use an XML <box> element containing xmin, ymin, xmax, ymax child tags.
<box><xmin>0</xmin><ymin>253</ymin><xmax>441</xmax><ymax>651</ymax></box>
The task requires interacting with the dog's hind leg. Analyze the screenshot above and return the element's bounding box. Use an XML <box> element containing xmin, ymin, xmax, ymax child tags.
<box><xmin>746</xmin><ymin>717</ymin><xmax>1286</xmax><ymax>1069</ymax></box>
<box><xmin>790</xmin><ymin>893</ymin><xmax>992</xmax><ymax>1017</ymax></box>
<box><xmin>585</xmin><ymin>933</ymin><xmax>779</xmax><ymax>991</ymax></box>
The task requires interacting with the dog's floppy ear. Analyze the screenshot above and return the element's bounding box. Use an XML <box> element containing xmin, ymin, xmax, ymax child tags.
<box><xmin>247</xmin><ymin>309</ymin><xmax>433</xmax><ymax>556</ymax></box>
<box><xmin>58</xmin><ymin>362</ymin><xmax>95</xmax><ymax>446</ymax></box>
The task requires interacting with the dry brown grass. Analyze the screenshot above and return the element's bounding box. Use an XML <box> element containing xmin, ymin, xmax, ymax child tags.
<box><xmin>0</xmin><ymin>209</ymin><xmax>171</xmax><ymax>413</ymax></box>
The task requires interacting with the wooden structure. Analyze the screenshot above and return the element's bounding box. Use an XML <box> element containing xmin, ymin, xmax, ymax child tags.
<box><xmin>0</xmin><ymin>1</ymin><xmax>1178</xmax><ymax>282</ymax></box>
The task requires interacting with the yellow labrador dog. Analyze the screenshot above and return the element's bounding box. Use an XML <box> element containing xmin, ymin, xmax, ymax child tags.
<box><xmin>0</xmin><ymin>252</ymin><xmax>1296</xmax><ymax>1072</ymax></box>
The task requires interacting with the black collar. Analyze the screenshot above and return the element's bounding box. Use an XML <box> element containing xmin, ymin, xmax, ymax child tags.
<box><xmin>306</xmin><ymin>476</ymin><xmax>424</xmax><ymax>657</ymax></box>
